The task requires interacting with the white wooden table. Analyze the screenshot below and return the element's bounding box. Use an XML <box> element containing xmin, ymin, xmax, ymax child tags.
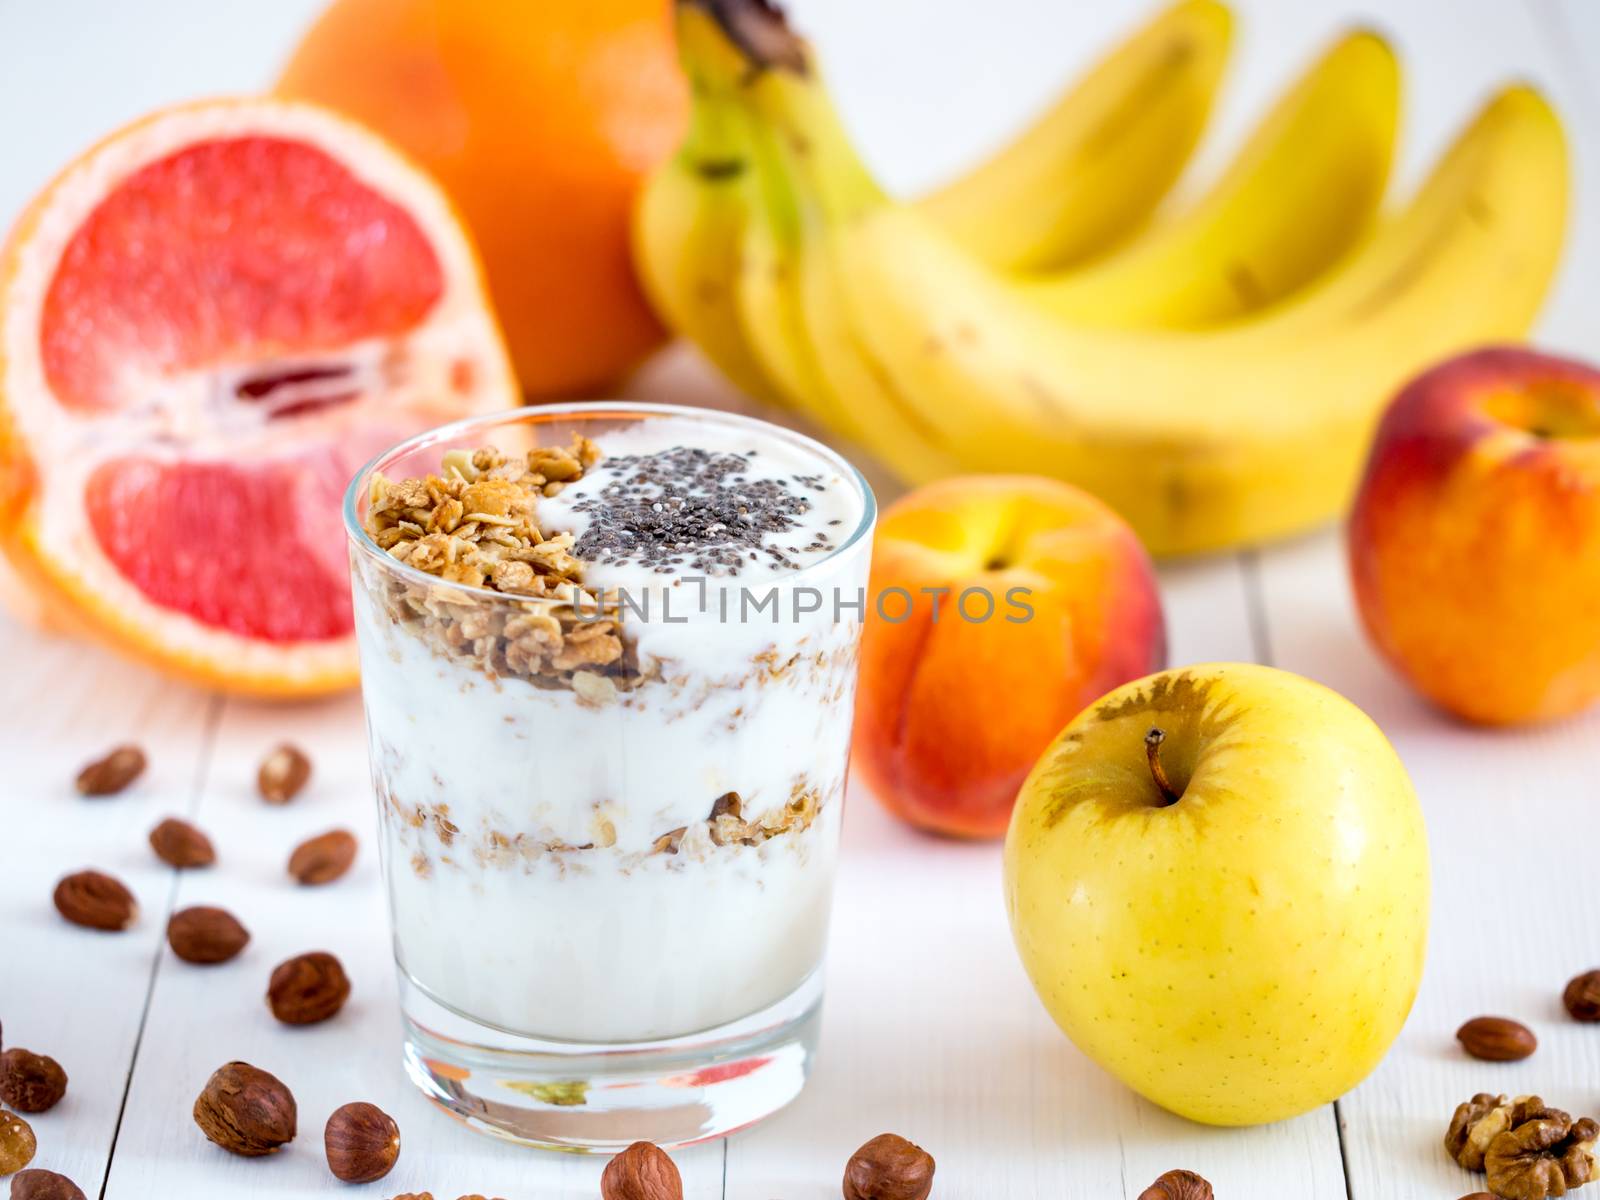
<box><xmin>3</xmin><ymin>1</ymin><xmax>1598</xmax><ymax>1196</ymax></box>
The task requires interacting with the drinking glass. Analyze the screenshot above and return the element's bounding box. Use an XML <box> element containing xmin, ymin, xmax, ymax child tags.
<box><xmin>342</xmin><ymin>402</ymin><xmax>875</xmax><ymax>1149</ymax></box>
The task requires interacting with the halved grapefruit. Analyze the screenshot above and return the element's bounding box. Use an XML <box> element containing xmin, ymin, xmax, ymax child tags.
<box><xmin>0</xmin><ymin>98</ymin><xmax>517</xmax><ymax>695</ymax></box>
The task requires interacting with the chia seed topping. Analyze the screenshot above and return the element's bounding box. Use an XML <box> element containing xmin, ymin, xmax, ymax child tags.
<box><xmin>562</xmin><ymin>445</ymin><xmax>835</xmax><ymax>575</ymax></box>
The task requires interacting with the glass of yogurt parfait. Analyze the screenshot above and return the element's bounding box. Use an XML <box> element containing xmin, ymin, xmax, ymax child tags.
<box><xmin>342</xmin><ymin>402</ymin><xmax>875</xmax><ymax>1149</ymax></box>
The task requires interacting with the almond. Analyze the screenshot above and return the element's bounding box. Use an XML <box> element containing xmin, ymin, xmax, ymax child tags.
<box><xmin>288</xmin><ymin>829</ymin><xmax>357</xmax><ymax>886</ymax></box>
<box><xmin>257</xmin><ymin>744</ymin><xmax>311</xmax><ymax>804</ymax></box>
<box><xmin>1456</xmin><ymin>1016</ymin><xmax>1537</xmax><ymax>1062</ymax></box>
<box><xmin>167</xmin><ymin>906</ymin><xmax>251</xmax><ymax>965</ymax></box>
<box><xmin>74</xmin><ymin>745</ymin><xmax>146</xmax><ymax>797</ymax></box>
<box><xmin>52</xmin><ymin>870</ymin><xmax>136</xmax><ymax>931</ymax></box>
<box><xmin>148</xmin><ymin>817</ymin><xmax>215</xmax><ymax>868</ymax></box>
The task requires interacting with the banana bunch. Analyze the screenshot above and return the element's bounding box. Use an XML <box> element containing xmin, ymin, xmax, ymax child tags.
<box><xmin>634</xmin><ymin>0</ymin><xmax>1569</xmax><ymax>555</ymax></box>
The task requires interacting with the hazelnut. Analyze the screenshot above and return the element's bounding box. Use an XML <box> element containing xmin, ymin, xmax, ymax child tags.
<box><xmin>600</xmin><ymin>1141</ymin><xmax>682</xmax><ymax>1200</ymax></box>
<box><xmin>0</xmin><ymin>1051</ymin><xmax>66</xmax><ymax>1114</ymax></box>
<box><xmin>1138</xmin><ymin>1169</ymin><xmax>1215</xmax><ymax>1200</ymax></box>
<box><xmin>267</xmin><ymin>952</ymin><xmax>351</xmax><ymax>1025</ymax></box>
<box><xmin>167</xmin><ymin>907</ymin><xmax>251</xmax><ymax>965</ymax></box>
<box><xmin>842</xmin><ymin>1133</ymin><xmax>935</xmax><ymax>1200</ymax></box>
<box><xmin>1456</xmin><ymin>1016</ymin><xmax>1537</xmax><ymax>1062</ymax></box>
<box><xmin>74</xmin><ymin>745</ymin><xmax>145</xmax><ymax>796</ymax></box>
<box><xmin>0</xmin><ymin>1110</ymin><xmax>36</xmax><ymax>1176</ymax></box>
<box><xmin>258</xmin><ymin>744</ymin><xmax>312</xmax><ymax>804</ymax></box>
<box><xmin>52</xmin><ymin>871</ymin><xmax>136</xmax><ymax>932</ymax></box>
<box><xmin>193</xmin><ymin>1062</ymin><xmax>296</xmax><ymax>1156</ymax></box>
<box><xmin>325</xmin><ymin>1101</ymin><xmax>400</xmax><ymax>1182</ymax></box>
<box><xmin>288</xmin><ymin>829</ymin><xmax>358</xmax><ymax>886</ymax></box>
<box><xmin>148</xmin><ymin>817</ymin><xmax>215</xmax><ymax>868</ymax></box>
<box><xmin>10</xmin><ymin>1170</ymin><xmax>86</xmax><ymax>1200</ymax></box>
<box><xmin>1564</xmin><ymin>970</ymin><xmax>1600</xmax><ymax>1022</ymax></box>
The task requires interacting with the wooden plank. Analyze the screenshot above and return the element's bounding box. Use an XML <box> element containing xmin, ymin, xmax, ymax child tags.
<box><xmin>724</xmin><ymin>554</ymin><xmax>1350</xmax><ymax>1200</ymax></box>
<box><xmin>1245</xmin><ymin>0</ymin><xmax>1600</xmax><ymax>1195</ymax></box>
<box><xmin>1253</xmin><ymin>530</ymin><xmax>1600</xmax><ymax>1200</ymax></box>
<box><xmin>3</xmin><ymin>0</ymin><xmax>1593</xmax><ymax>1197</ymax></box>
<box><xmin>103</xmin><ymin>693</ymin><xmax>729</xmax><ymax>1195</ymax></box>
<box><xmin>0</xmin><ymin>616</ymin><xmax>216</xmax><ymax>1193</ymax></box>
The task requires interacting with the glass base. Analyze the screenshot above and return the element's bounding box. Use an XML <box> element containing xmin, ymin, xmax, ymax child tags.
<box><xmin>398</xmin><ymin>970</ymin><xmax>822</xmax><ymax>1151</ymax></box>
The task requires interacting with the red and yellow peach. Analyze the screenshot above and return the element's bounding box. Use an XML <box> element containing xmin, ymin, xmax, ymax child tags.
<box><xmin>1349</xmin><ymin>346</ymin><xmax>1600</xmax><ymax>724</ymax></box>
<box><xmin>853</xmin><ymin>475</ymin><xmax>1166</xmax><ymax>838</ymax></box>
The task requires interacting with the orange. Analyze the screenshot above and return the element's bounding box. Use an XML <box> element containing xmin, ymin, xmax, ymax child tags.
<box><xmin>0</xmin><ymin>98</ymin><xmax>518</xmax><ymax>695</ymax></box>
<box><xmin>278</xmin><ymin>0</ymin><xmax>689</xmax><ymax>398</ymax></box>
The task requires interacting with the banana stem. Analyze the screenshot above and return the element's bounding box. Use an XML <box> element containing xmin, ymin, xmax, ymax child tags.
<box><xmin>679</xmin><ymin>0</ymin><xmax>809</xmax><ymax>74</ymax></box>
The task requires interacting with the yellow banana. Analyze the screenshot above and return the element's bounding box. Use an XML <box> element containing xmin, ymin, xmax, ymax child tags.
<box><xmin>639</xmin><ymin>0</ymin><xmax>1236</xmax><ymax>403</ymax></box>
<box><xmin>1023</xmin><ymin>30</ymin><xmax>1400</xmax><ymax>327</ymax></box>
<box><xmin>631</xmin><ymin>8</ymin><xmax>779</xmax><ymax>402</ymax></box>
<box><xmin>745</xmin><ymin>37</ymin><xmax>1567</xmax><ymax>555</ymax></box>
<box><xmin>783</xmin><ymin>129</ymin><xmax>967</xmax><ymax>480</ymax></box>
<box><xmin>732</xmin><ymin>108</ymin><xmax>845</xmax><ymax>426</ymax></box>
<box><xmin>920</xmin><ymin>0</ymin><xmax>1234</xmax><ymax>271</ymax></box>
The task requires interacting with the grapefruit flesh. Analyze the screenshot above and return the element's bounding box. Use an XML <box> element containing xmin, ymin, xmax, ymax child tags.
<box><xmin>83</xmin><ymin>453</ymin><xmax>354</xmax><ymax>643</ymax></box>
<box><xmin>0</xmin><ymin>99</ymin><xmax>517</xmax><ymax>695</ymax></box>
<box><xmin>42</xmin><ymin>136</ymin><xmax>446</xmax><ymax>413</ymax></box>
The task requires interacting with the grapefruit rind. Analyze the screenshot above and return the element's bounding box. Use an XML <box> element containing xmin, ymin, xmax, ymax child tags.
<box><xmin>0</xmin><ymin>98</ymin><xmax>518</xmax><ymax>696</ymax></box>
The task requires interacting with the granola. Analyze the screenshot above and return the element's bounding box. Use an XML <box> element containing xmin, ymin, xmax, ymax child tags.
<box><xmin>362</xmin><ymin>439</ymin><xmax>638</xmax><ymax>689</ymax></box>
<box><xmin>383</xmin><ymin>778</ymin><xmax>829</xmax><ymax>878</ymax></box>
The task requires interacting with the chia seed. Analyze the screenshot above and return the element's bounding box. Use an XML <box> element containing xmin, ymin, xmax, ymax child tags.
<box><xmin>565</xmin><ymin>445</ymin><xmax>833</xmax><ymax>575</ymax></box>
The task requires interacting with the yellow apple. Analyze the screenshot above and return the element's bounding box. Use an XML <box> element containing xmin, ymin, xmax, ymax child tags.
<box><xmin>1003</xmin><ymin>662</ymin><xmax>1429</xmax><ymax>1126</ymax></box>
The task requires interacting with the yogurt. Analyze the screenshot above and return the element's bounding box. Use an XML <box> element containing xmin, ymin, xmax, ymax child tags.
<box><xmin>350</xmin><ymin>411</ymin><xmax>872</xmax><ymax>1042</ymax></box>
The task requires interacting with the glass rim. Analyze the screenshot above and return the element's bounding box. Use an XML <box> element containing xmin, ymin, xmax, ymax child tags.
<box><xmin>341</xmin><ymin>400</ymin><xmax>879</xmax><ymax>604</ymax></box>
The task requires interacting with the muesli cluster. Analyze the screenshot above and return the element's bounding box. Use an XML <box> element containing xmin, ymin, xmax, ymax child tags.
<box><xmin>363</xmin><ymin>438</ymin><xmax>635</xmax><ymax>694</ymax></box>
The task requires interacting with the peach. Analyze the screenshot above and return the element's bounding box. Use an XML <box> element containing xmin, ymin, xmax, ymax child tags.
<box><xmin>1349</xmin><ymin>346</ymin><xmax>1600</xmax><ymax>724</ymax></box>
<box><xmin>853</xmin><ymin>475</ymin><xmax>1165</xmax><ymax>838</ymax></box>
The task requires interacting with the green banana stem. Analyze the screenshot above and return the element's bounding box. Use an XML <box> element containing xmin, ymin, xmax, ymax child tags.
<box><xmin>675</xmin><ymin>75</ymin><xmax>750</xmax><ymax>181</ymax></box>
<box><xmin>752</xmin><ymin>70</ymin><xmax>887</xmax><ymax>223</ymax></box>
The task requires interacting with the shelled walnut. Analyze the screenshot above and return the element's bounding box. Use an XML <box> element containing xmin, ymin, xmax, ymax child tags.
<box><xmin>1484</xmin><ymin>1100</ymin><xmax>1598</xmax><ymax>1200</ymax></box>
<box><xmin>1448</xmin><ymin>1094</ymin><xmax>1518</xmax><ymax>1172</ymax></box>
<box><xmin>1447</xmin><ymin>1094</ymin><xmax>1600</xmax><ymax>1200</ymax></box>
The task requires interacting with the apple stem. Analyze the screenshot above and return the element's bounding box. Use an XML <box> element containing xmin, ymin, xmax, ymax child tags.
<box><xmin>1145</xmin><ymin>728</ymin><xmax>1180</xmax><ymax>806</ymax></box>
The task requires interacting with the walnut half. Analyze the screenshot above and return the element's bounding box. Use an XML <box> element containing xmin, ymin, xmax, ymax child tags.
<box><xmin>1448</xmin><ymin>1094</ymin><xmax>1516</xmax><ymax>1172</ymax></box>
<box><xmin>1485</xmin><ymin>1099</ymin><xmax>1599</xmax><ymax>1200</ymax></box>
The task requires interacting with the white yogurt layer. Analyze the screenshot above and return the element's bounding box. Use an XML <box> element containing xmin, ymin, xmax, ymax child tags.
<box><xmin>353</xmin><ymin>412</ymin><xmax>872</xmax><ymax>1043</ymax></box>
